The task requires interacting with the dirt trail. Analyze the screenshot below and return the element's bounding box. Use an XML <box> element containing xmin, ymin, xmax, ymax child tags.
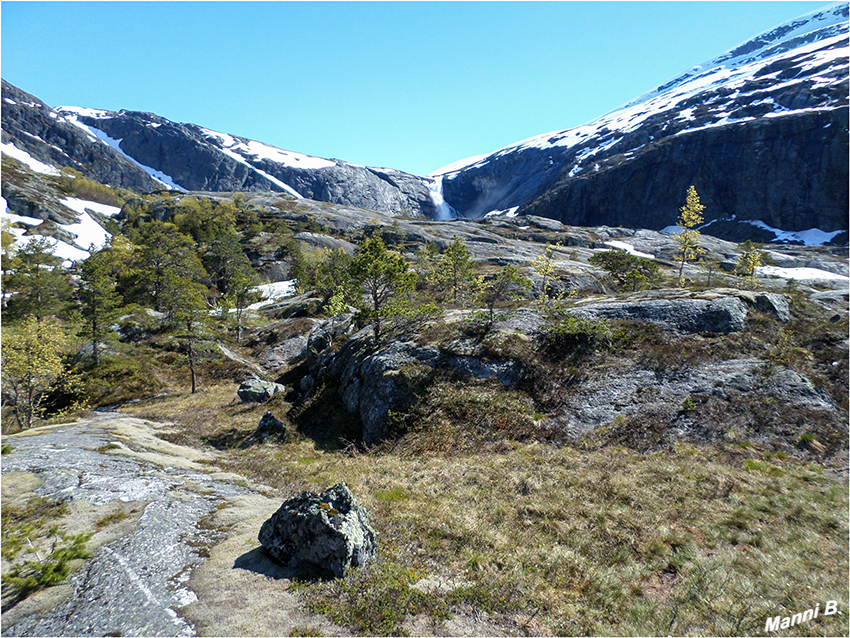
<box><xmin>0</xmin><ymin>413</ymin><xmax>345</xmax><ymax>637</ymax></box>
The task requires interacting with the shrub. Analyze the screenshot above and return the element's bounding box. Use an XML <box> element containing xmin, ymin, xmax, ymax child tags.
<box><xmin>58</xmin><ymin>168</ymin><xmax>131</xmax><ymax>208</ymax></box>
<box><xmin>589</xmin><ymin>249</ymin><xmax>659</xmax><ymax>291</ymax></box>
<box><xmin>1</xmin><ymin>529</ymin><xmax>92</xmax><ymax>598</ymax></box>
<box><xmin>540</xmin><ymin>313</ymin><xmax>612</xmax><ymax>360</ymax></box>
<box><xmin>1</xmin><ymin>495</ymin><xmax>92</xmax><ymax>599</ymax></box>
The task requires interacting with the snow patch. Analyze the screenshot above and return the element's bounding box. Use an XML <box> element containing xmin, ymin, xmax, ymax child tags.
<box><xmin>757</xmin><ymin>266</ymin><xmax>850</xmax><ymax>282</ymax></box>
<box><xmin>429</xmin><ymin>152</ymin><xmax>491</xmax><ymax>176</ymax></box>
<box><xmin>2</xmin><ymin>210</ymin><xmax>44</xmax><ymax>227</ymax></box>
<box><xmin>60</xmin><ymin>196</ymin><xmax>121</xmax><ymax>219</ymax></box>
<box><xmin>247</xmin><ymin>281</ymin><xmax>297</xmax><ymax>310</ymax></box>
<box><xmin>484</xmin><ymin>207</ymin><xmax>520</xmax><ymax>218</ymax></box>
<box><xmin>215</xmin><ymin>146</ymin><xmax>304</xmax><ymax>198</ymax></box>
<box><xmin>58</xmin><ymin>106</ymin><xmax>112</xmax><ymax>119</ymax></box>
<box><xmin>201</xmin><ymin>127</ymin><xmax>334</xmax><ymax>172</ymax></box>
<box><xmin>602</xmin><ymin>241</ymin><xmax>655</xmax><ymax>260</ymax></box>
<box><xmin>1</xmin><ymin>142</ymin><xmax>61</xmax><ymax>176</ymax></box>
<box><xmin>59</xmin><ymin>197</ymin><xmax>118</xmax><ymax>251</ymax></box>
<box><xmin>743</xmin><ymin>219</ymin><xmax>845</xmax><ymax>245</ymax></box>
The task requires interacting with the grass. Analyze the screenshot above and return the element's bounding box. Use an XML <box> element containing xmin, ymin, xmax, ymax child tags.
<box><xmin>122</xmin><ymin>381</ymin><xmax>849</xmax><ymax>635</ymax></box>
<box><xmin>1</xmin><ymin>496</ymin><xmax>93</xmax><ymax>602</ymax></box>
<box><xmin>111</xmin><ymin>287</ymin><xmax>848</xmax><ymax>635</ymax></box>
<box><xmin>42</xmin><ymin>276</ymin><xmax>844</xmax><ymax>635</ymax></box>
<box><xmin>94</xmin><ymin>510</ymin><xmax>129</xmax><ymax>529</ymax></box>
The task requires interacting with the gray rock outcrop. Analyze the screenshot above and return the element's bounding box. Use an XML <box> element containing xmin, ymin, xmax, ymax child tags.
<box><xmin>258</xmin><ymin>483</ymin><xmax>377</xmax><ymax>578</ymax></box>
<box><xmin>571</xmin><ymin>296</ymin><xmax>749</xmax><ymax>334</ymax></box>
<box><xmin>329</xmin><ymin>333</ymin><xmax>440</xmax><ymax>445</ymax></box>
<box><xmin>293</xmin><ymin>232</ymin><xmax>357</xmax><ymax>255</ymax></box>
<box><xmin>237</xmin><ymin>378</ymin><xmax>286</xmax><ymax>403</ymax></box>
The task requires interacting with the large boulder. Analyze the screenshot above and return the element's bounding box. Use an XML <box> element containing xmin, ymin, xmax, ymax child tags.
<box><xmin>237</xmin><ymin>378</ymin><xmax>286</xmax><ymax>403</ymax></box>
<box><xmin>258</xmin><ymin>483</ymin><xmax>377</xmax><ymax>578</ymax></box>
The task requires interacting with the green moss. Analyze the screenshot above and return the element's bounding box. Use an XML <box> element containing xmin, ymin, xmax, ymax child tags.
<box><xmin>95</xmin><ymin>510</ymin><xmax>129</xmax><ymax>529</ymax></box>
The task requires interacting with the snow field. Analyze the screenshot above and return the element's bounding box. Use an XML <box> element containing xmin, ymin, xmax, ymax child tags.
<box><xmin>1</xmin><ymin>142</ymin><xmax>61</xmax><ymax>176</ymax></box>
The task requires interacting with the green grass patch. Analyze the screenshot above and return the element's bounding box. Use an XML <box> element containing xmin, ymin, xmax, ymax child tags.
<box><xmin>95</xmin><ymin>510</ymin><xmax>129</xmax><ymax>529</ymax></box>
<box><xmin>1</xmin><ymin>496</ymin><xmax>92</xmax><ymax>600</ymax></box>
<box><xmin>295</xmin><ymin>562</ymin><xmax>444</xmax><ymax>636</ymax></box>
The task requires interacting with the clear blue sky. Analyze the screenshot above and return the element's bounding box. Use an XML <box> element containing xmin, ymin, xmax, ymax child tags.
<box><xmin>1</xmin><ymin>1</ymin><xmax>830</xmax><ymax>175</ymax></box>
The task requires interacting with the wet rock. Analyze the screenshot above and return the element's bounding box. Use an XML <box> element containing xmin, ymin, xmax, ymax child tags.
<box><xmin>237</xmin><ymin>378</ymin><xmax>286</xmax><ymax>403</ymax></box>
<box><xmin>258</xmin><ymin>483</ymin><xmax>377</xmax><ymax>579</ymax></box>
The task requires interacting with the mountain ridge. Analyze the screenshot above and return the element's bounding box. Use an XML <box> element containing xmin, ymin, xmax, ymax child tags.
<box><xmin>2</xmin><ymin>3</ymin><xmax>848</xmax><ymax>245</ymax></box>
<box><xmin>433</xmin><ymin>2</ymin><xmax>849</xmax><ymax>243</ymax></box>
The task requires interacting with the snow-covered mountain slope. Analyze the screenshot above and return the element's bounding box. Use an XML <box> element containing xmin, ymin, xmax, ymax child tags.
<box><xmin>1</xmin><ymin>81</ymin><xmax>162</xmax><ymax>192</ymax></box>
<box><xmin>2</xmin><ymin>4</ymin><xmax>846</xmax><ymax>244</ymax></box>
<box><xmin>1</xmin><ymin>192</ymin><xmax>120</xmax><ymax>263</ymax></box>
<box><xmin>46</xmin><ymin>105</ymin><xmax>441</xmax><ymax>219</ymax></box>
<box><xmin>434</xmin><ymin>2</ymin><xmax>849</xmax><ymax>245</ymax></box>
<box><xmin>2</xmin><ymin>79</ymin><xmax>443</xmax><ymax>219</ymax></box>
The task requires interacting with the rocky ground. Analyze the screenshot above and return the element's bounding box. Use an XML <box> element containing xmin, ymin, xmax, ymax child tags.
<box><xmin>0</xmin><ymin>413</ymin><xmax>350</xmax><ymax>637</ymax></box>
<box><xmin>1</xmin><ymin>413</ymin><xmax>518</xmax><ymax>637</ymax></box>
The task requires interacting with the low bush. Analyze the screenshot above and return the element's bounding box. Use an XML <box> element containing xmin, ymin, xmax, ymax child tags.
<box><xmin>539</xmin><ymin>313</ymin><xmax>612</xmax><ymax>360</ymax></box>
<box><xmin>57</xmin><ymin>169</ymin><xmax>131</xmax><ymax>208</ymax></box>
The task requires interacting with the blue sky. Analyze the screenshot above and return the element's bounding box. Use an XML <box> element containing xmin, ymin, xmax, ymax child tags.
<box><xmin>1</xmin><ymin>1</ymin><xmax>829</xmax><ymax>175</ymax></box>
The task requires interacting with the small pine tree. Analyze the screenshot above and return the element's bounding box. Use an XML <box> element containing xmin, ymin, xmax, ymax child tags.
<box><xmin>4</xmin><ymin>237</ymin><xmax>72</xmax><ymax>322</ymax></box>
<box><xmin>700</xmin><ymin>254</ymin><xmax>721</xmax><ymax>288</ymax></box>
<box><xmin>433</xmin><ymin>236</ymin><xmax>475</xmax><ymax>304</ymax></box>
<box><xmin>532</xmin><ymin>242</ymin><xmax>563</xmax><ymax>303</ymax></box>
<box><xmin>163</xmin><ymin>275</ymin><xmax>209</xmax><ymax>394</ymax></box>
<box><xmin>589</xmin><ymin>249</ymin><xmax>659</xmax><ymax>291</ymax></box>
<box><xmin>349</xmin><ymin>237</ymin><xmax>417</xmax><ymax>344</ymax></box>
<box><xmin>475</xmin><ymin>265</ymin><xmax>532</xmax><ymax>329</ymax></box>
<box><xmin>735</xmin><ymin>240</ymin><xmax>766</xmax><ymax>290</ymax></box>
<box><xmin>675</xmin><ymin>185</ymin><xmax>706</xmax><ymax>287</ymax></box>
<box><xmin>78</xmin><ymin>245</ymin><xmax>121</xmax><ymax>366</ymax></box>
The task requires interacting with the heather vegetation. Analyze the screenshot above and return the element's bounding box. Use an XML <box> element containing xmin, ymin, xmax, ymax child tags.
<box><xmin>1</xmin><ymin>182</ymin><xmax>847</xmax><ymax>636</ymax></box>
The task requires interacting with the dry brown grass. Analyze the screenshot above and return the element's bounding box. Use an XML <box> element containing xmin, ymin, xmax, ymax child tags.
<box><xmin>125</xmin><ymin>385</ymin><xmax>848</xmax><ymax>636</ymax></box>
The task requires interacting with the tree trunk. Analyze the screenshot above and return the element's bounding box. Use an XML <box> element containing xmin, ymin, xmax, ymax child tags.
<box><xmin>187</xmin><ymin>323</ymin><xmax>197</xmax><ymax>394</ymax></box>
<box><xmin>235</xmin><ymin>306</ymin><xmax>243</xmax><ymax>345</ymax></box>
<box><xmin>92</xmin><ymin>316</ymin><xmax>100</xmax><ymax>366</ymax></box>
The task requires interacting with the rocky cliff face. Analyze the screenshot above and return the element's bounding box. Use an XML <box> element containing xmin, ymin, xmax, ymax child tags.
<box><xmin>1</xmin><ymin>80</ymin><xmax>159</xmax><ymax>191</ymax></box>
<box><xmin>435</xmin><ymin>4</ymin><xmax>849</xmax><ymax>244</ymax></box>
<box><xmin>48</xmin><ymin>107</ymin><xmax>441</xmax><ymax>219</ymax></box>
<box><xmin>3</xmin><ymin>80</ymin><xmax>442</xmax><ymax>218</ymax></box>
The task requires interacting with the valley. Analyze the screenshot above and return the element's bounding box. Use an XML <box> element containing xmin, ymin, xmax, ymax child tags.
<box><xmin>1</xmin><ymin>3</ymin><xmax>848</xmax><ymax>636</ymax></box>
